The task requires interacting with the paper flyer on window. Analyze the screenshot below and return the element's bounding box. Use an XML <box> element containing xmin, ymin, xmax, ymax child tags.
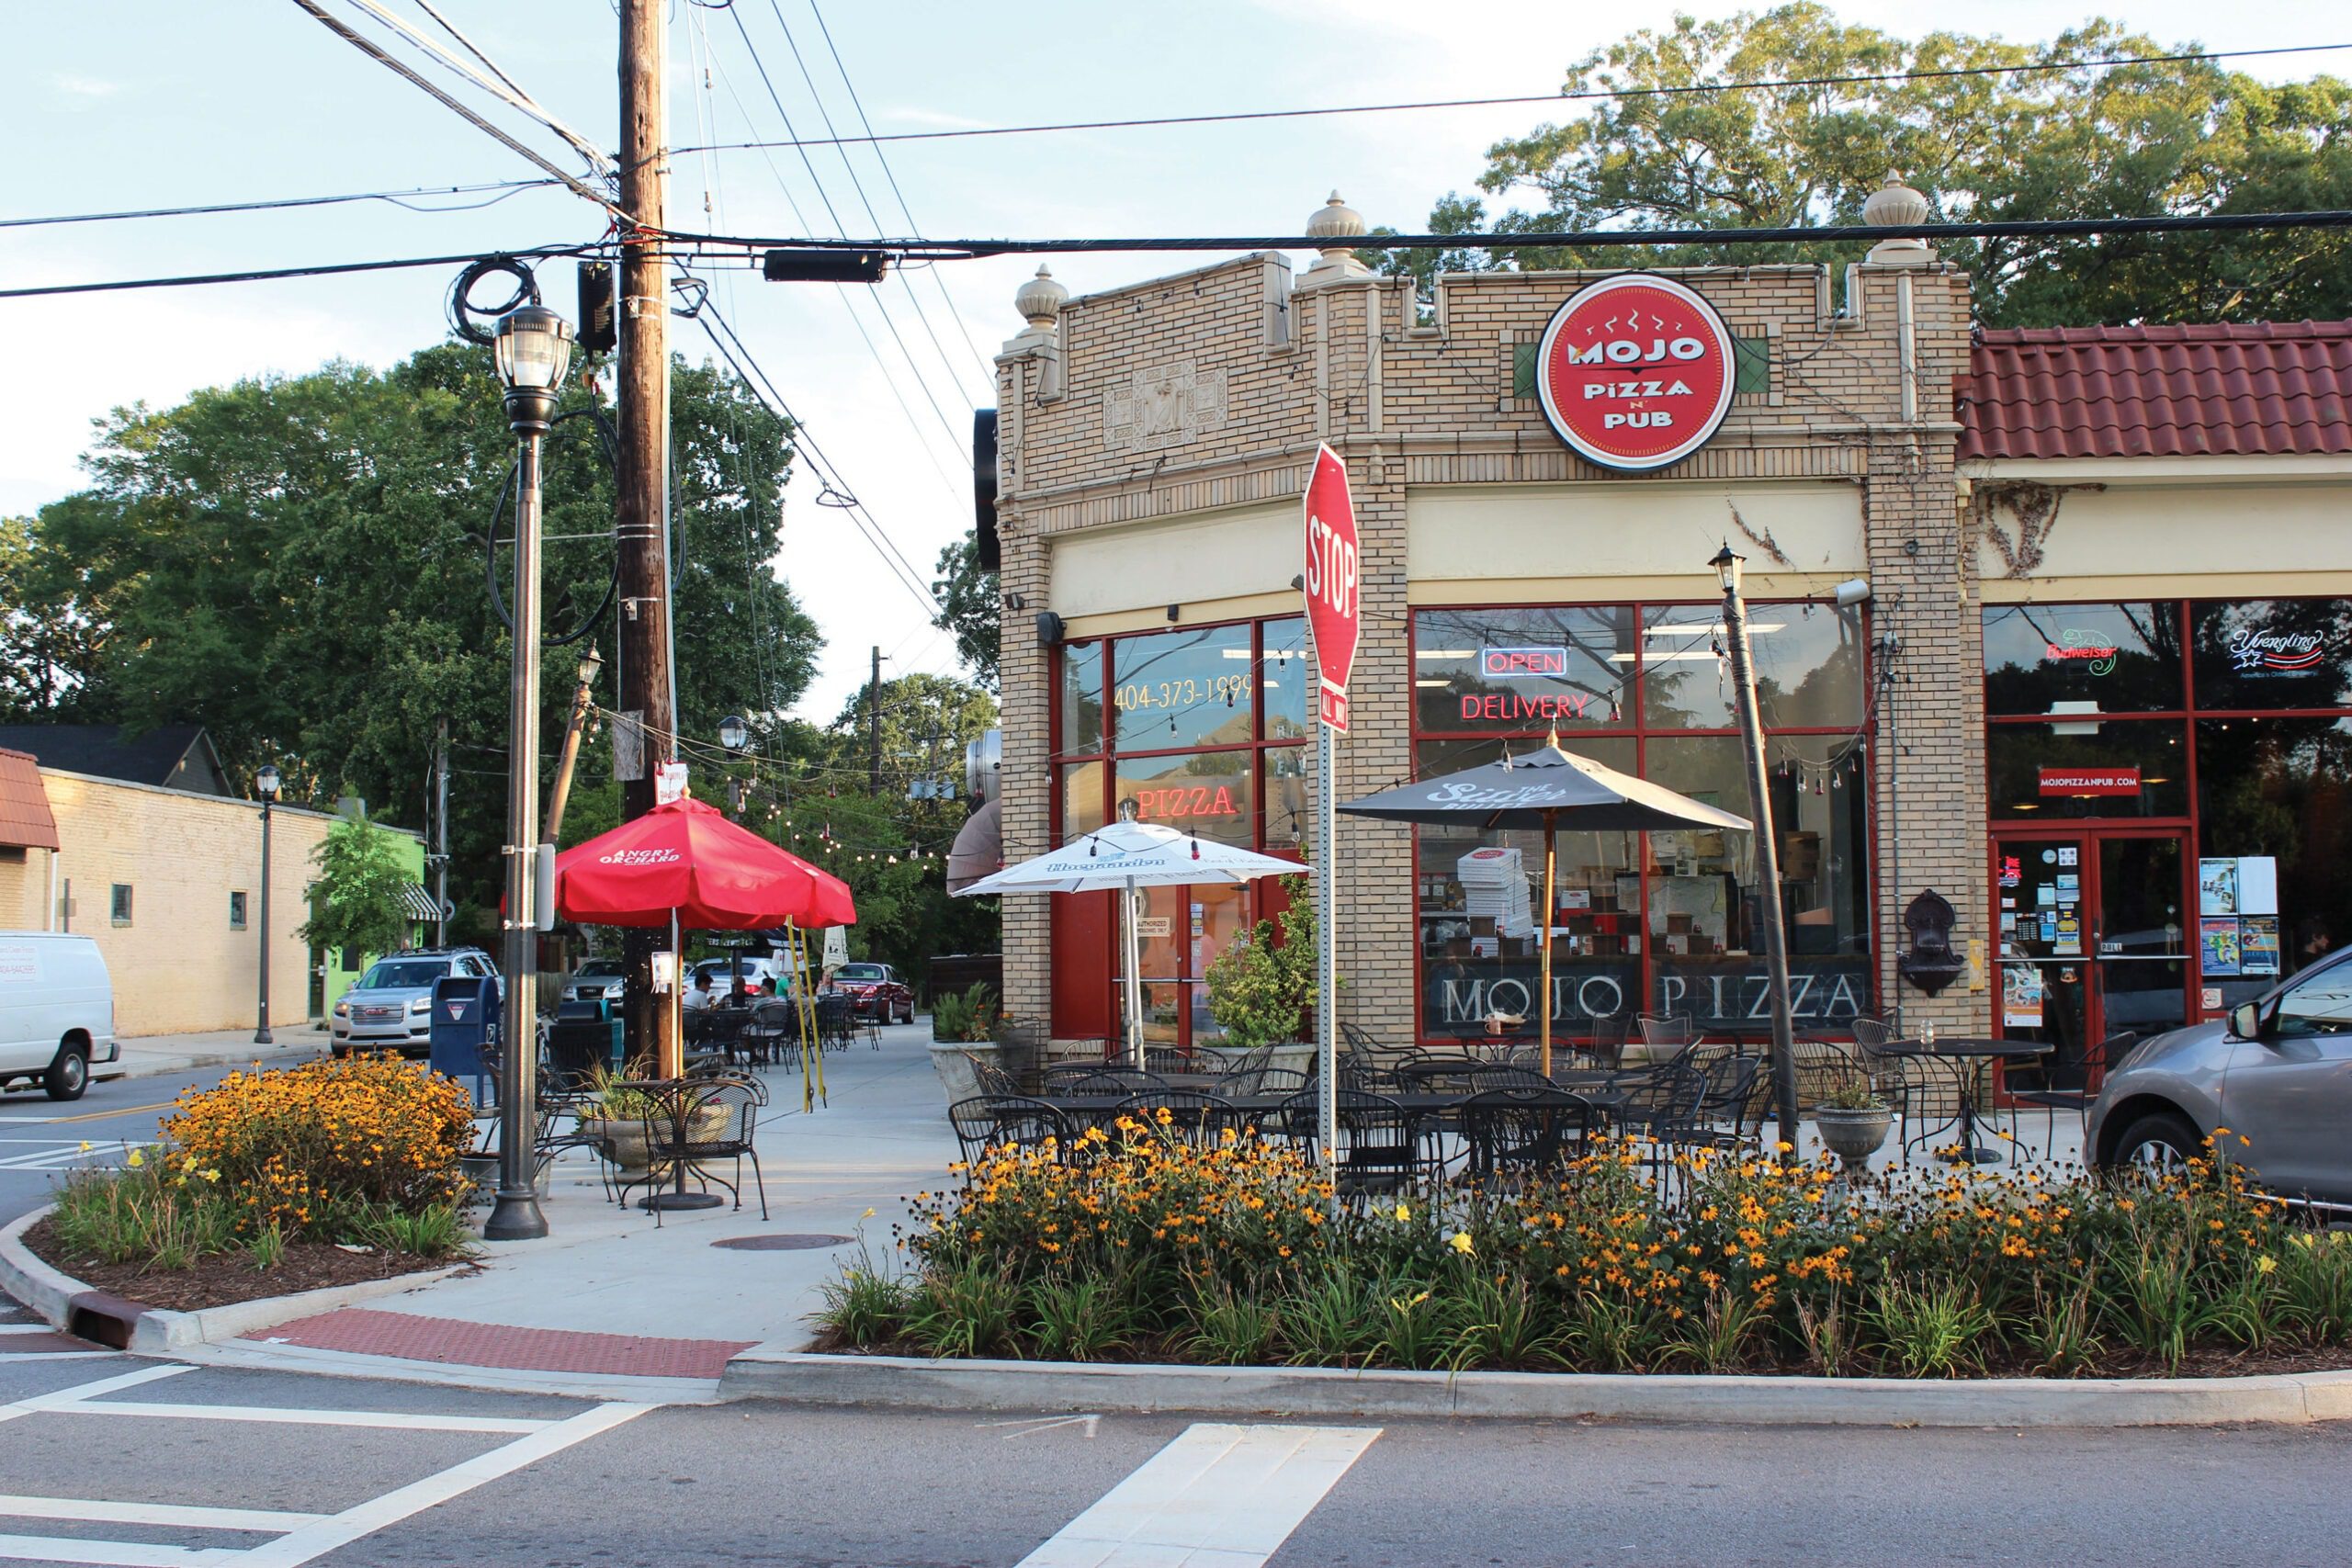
<box><xmin>2199</xmin><ymin>917</ymin><xmax>2243</xmax><ymax>977</ymax></box>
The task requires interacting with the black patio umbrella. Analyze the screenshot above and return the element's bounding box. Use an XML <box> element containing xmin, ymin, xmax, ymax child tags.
<box><xmin>1340</xmin><ymin>734</ymin><xmax>1750</xmax><ymax>1072</ymax></box>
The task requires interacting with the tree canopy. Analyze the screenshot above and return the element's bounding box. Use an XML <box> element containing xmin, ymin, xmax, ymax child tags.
<box><xmin>0</xmin><ymin>342</ymin><xmax>820</xmax><ymax>927</ymax></box>
<box><xmin>1363</xmin><ymin>5</ymin><xmax>2352</xmax><ymax>327</ymax></box>
<box><xmin>931</xmin><ymin>529</ymin><xmax>999</xmax><ymax>691</ymax></box>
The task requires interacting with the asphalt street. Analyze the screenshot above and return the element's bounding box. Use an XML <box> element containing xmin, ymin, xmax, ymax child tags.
<box><xmin>0</xmin><ymin>1049</ymin><xmax>330</xmax><ymax>1228</ymax></box>
<box><xmin>2</xmin><ymin>1311</ymin><xmax>2348</xmax><ymax>1568</ymax></box>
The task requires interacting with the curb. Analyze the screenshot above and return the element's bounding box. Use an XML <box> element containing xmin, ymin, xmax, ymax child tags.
<box><xmin>103</xmin><ymin>1042</ymin><xmax>326</xmax><ymax>1083</ymax></box>
<box><xmin>0</xmin><ymin>1206</ymin><xmax>465</xmax><ymax>1353</ymax></box>
<box><xmin>718</xmin><ymin>1348</ymin><xmax>2352</xmax><ymax>1428</ymax></box>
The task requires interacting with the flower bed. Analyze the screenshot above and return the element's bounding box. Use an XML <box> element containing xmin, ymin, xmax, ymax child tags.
<box><xmin>28</xmin><ymin>1055</ymin><xmax>475</xmax><ymax>1311</ymax></box>
<box><xmin>818</xmin><ymin>1120</ymin><xmax>2352</xmax><ymax>1378</ymax></box>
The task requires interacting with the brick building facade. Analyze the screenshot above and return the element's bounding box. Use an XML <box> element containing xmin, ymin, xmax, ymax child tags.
<box><xmin>986</xmin><ymin>183</ymin><xmax>2352</xmax><ymax>1088</ymax></box>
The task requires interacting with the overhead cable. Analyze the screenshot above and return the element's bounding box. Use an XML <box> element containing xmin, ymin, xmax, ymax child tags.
<box><xmin>649</xmin><ymin>207</ymin><xmax>2352</xmax><ymax>259</ymax></box>
<box><xmin>0</xmin><ymin>244</ymin><xmax>591</xmax><ymax>300</ymax></box>
<box><xmin>0</xmin><ymin>178</ymin><xmax>560</xmax><ymax>230</ymax></box>
<box><xmin>670</xmin><ymin>40</ymin><xmax>2352</xmax><ymax>155</ymax></box>
<box><xmin>343</xmin><ymin>0</ymin><xmax>616</xmax><ymax>177</ymax></box>
<box><xmin>284</xmin><ymin>0</ymin><xmax>621</xmax><ymax>217</ymax></box>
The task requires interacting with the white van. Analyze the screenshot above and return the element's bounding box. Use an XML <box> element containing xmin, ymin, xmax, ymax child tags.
<box><xmin>0</xmin><ymin>932</ymin><xmax>118</xmax><ymax>1100</ymax></box>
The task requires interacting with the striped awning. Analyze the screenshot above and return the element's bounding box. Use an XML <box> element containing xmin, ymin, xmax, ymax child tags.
<box><xmin>398</xmin><ymin>882</ymin><xmax>444</xmax><ymax>921</ymax></box>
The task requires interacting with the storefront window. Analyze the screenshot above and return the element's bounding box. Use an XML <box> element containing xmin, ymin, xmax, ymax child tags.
<box><xmin>1413</xmin><ymin>607</ymin><xmax>1635</xmax><ymax>733</ymax></box>
<box><xmin>1261</xmin><ymin>616</ymin><xmax>1309</xmax><ymax>739</ymax></box>
<box><xmin>1059</xmin><ymin>761</ymin><xmax>1106</xmax><ymax>845</ymax></box>
<box><xmin>1983</xmin><ymin>602</ymin><xmax>2183</xmax><ymax>716</ymax></box>
<box><xmin>1414</xmin><ymin>739</ymin><xmax>1642</xmax><ymax>1040</ymax></box>
<box><xmin>1056</xmin><ymin>617</ymin><xmax>1309</xmax><ymax>1048</ymax></box>
<box><xmin>1986</xmin><ymin>721</ymin><xmax>2188</xmax><ymax>819</ymax></box>
<box><xmin>1645</xmin><ymin>603</ymin><xmax>1864</xmax><ymax>731</ymax></box>
<box><xmin>1111</xmin><ymin>624</ymin><xmax>1255</xmax><ymax>750</ymax></box>
<box><xmin>2196</xmin><ymin>716</ymin><xmax>2352</xmax><ymax>989</ymax></box>
<box><xmin>1060</xmin><ymin>640</ymin><xmax>1104</xmax><ymax>754</ymax></box>
<box><xmin>2190</xmin><ymin>599</ymin><xmax>2352</xmax><ymax>711</ymax></box>
<box><xmin>1114</xmin><ymin>750</ymin><xmax>1255</xmax><ymax>847</ymax></box>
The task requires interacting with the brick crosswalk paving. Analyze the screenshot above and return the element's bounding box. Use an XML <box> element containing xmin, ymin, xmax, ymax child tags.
<box><xmin>254</xmin><ymin>1309</ymin><xmax>755</xmax><ymax>1380</ymax></box>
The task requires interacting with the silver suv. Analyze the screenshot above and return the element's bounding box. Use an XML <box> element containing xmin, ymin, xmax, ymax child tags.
<box><xmin>330</xmin><ymin>947</ymin><xmax>501</xmax><ymax>1058</ymax></box>
<box><xmin>2087</xmin><ymin>945</ymin><xmax>2352</xmax><ymax>1209</ymax></box>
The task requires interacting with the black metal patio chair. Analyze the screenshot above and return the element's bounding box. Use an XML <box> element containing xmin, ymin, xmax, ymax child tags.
<box><xmin>1275</xmin><ymin>1087</ymin><xmax>1442</xmax><ymax>1199</ymax></box>
<box><xmin>1114</xmin><ymin>1088</ymin><xmax>1243</xmax><ymax>1148</ymax></box>
<box><xmin>1456</xmin><ymin>1089</ymin><xmax>1593</xmax><ymax>1189</ymax></box>
<box><xmin>948</xmin><ymin>1094</ymin><xmax>1073</xmax><ymax>1171</ymax></box>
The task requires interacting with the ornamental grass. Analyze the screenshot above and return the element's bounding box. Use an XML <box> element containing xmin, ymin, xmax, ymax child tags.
<box><xmin>819</xmin><ymin>1117</ymin><xmax>2352</xmax><ymax>1378</ymax></box>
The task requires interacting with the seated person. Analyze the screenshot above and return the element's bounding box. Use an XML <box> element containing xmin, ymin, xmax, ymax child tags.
<box><xmin>682</xmin><ymin>972</ymin><xmax>715</xmax><ymax>1013</ymax></box>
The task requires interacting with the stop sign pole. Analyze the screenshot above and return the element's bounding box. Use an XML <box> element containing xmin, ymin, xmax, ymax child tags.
<box><xmin>1302</xmin><ymin>444</ymin><xmax>1359</xmax><ymax>1191</ymax></box>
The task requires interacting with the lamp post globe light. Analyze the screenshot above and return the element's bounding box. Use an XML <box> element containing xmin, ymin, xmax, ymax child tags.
<box><xmin>1710</xmin><ymin>543</ymin><xmax>1802</xmax><ymax>1165</ymax></box>
<box><xmin>253</xmin><ymin>764</ymin><xmax>280</xmax><ymax>1046</ymax></box>
<box><xmin>718</xmin><ymin>714</ymin><xmax>750</xmax><ymax>753</ymax></box>
<box><xmin>487</xmin><ymin>303</ymin><xmax>575</xmax><ymax>1243</ymax></box>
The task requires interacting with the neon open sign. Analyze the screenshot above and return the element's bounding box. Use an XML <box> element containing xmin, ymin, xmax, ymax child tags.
<box><xmin>1480</xmin><ymin>647</ymin><xmax>1567</xmax><ymax>678</ymax></box>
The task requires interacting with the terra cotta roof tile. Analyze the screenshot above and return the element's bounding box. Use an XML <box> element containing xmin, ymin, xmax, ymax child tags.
<box><xmin>1955</xmin><ymin>321</ymin><xmax>2352</xmax><ymax>461</ymax></box>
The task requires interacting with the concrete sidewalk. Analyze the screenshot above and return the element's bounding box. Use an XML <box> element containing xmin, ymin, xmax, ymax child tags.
<box><xmin>189</xmin><ymin>1019</ymin><xmax>957</xmax><ymax>1398</ymax></box>
<box><xmin>104</xmin><ymin>1026</ymin><xmax>328</xmax><ymax>1081</ymax></box>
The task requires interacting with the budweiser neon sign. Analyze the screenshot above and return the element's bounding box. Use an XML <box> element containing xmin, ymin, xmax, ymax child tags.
<box><xmin>2043</xmin><ymin>630</ymin><xmax>2119</xmax><ymax>675</ymax></box>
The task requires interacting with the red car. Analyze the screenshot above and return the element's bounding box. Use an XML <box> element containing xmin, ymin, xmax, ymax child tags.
<box><xmin>831</xmin><ymin>963</ymin><xmax>915</xmax><ymax>1025</ymax></box>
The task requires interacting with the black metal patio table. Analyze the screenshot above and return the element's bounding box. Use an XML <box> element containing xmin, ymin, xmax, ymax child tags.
<box><xmin>1890</xmin><ymin>1036</ymin><xmax>2053</xmax><ymax>1165</ymax></box>
<box><xmin>1024</xmin><ymin>1087</ymin><xmax>1622</xmax><ymax>1135</ymax></box>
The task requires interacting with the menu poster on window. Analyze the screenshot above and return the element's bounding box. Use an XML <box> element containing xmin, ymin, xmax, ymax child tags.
<box><xmin>2236</xmin><ymin>857</ymin><xmax>2279</xmax><ymax>918</ymax></box>
<box><xmin>2240</xmin><ymin>915</ymin><xmax>2282</xmax><ymax>976</ymax></box>
<box><xmin>2003</xmin><ymin>964</ymin><xmax>2044</xmax><ymax>1028</ymax></box>
<box><xmin>2199</xmin><ymin>859</ymin><xmax>2240</xmax><ymax>917</ymax></box>
<box><xmin>2200</xmin><ymin>917</ymin><xmax>2243</xmax><ymax>976</ymax></box>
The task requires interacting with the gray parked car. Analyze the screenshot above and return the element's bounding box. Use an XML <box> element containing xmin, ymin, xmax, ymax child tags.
<box><xmin>330</xmin><ymin>947</ymin><xmax>502</xmax><ymax>1057</ymax></box>
<box><xmin>2087</xmin><ymin>944</ymin><xmax>2352</xmax><ymax>1208</ymax></box>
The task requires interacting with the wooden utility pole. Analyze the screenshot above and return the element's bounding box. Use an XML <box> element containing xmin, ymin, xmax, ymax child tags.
<box><xmin>616</xmin><ymin>0</ymin><xmax>673</xmax><ymax>1072</ymax></box>
<box><xmin>868</xmin><ymin>645</ymin><xmax>884</xmax><ymax>794</ymax></box>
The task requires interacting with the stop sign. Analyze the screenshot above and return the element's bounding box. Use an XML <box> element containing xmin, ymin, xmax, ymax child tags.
<box><xmin>1302</xmin><ymin>443</ymin><xmax>1359</xmax><ymax>733</ymax></box>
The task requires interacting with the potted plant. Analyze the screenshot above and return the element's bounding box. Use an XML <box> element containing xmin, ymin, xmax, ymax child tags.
<box><xmin>1813</xmin><ymin>1077</ymin><xmax>1894</xmax><ymax>1168</ymax></box>
<box><xmin>928</xmin><ymin>983</ymin><xmax>1005</xmax><ymax>1102</ymax></box>
<box><xmin>571</xmin><ymin>1070</ymin><xmax>722</xmax><ymax>1181</ymax></box>
<box><xmin>1200</xmin><ymin>874</ymin><xmax>1320</xmax><ymax>1078</ymax></box>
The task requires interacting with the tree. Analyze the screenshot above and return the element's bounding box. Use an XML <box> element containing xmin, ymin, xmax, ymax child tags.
<box><xmin>931</xmin><ymin>530</ymin><xmax>999</xmax><ymax>690</ymax></box>
<box><xmin>299</xmin><ymin>813</ymin><xmax>414</xmax><ymax>962</ymax></box>
<box><xmin>1</xmin><ymin>342</ymin><xmax>821</xmax><ymax>927</ymax></box>
<box><xmin>1365</xmin><ymin>6</ymin><xmax>2352</xmax><ymax>326</ymax></box>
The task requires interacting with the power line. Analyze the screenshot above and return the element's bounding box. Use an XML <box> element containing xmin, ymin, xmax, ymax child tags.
<box><xmin>0</xmin><ymin>178</ymin><xmax>560</xmax><ymax>230</ymax></box>
<box><xmin>695</xmin><ymin>300</ymin><xmax>944</xmax><ymax>617</ymax></box>
<box><xmin>651</xmin><ymin>207</ymin><xmax>2352</xmax><ymax>259</ymax></box>
<box><xmin>761</xmin><ymin>0</ymin><xmax>989</xmax><ymax>400</ymax></box>
<box><xmin>284</xmin><ymin>0</ymin><xmax>621</xmax><ymax>217</ymax></box>
<box><xmin>669</xmin><ymin>40</ymin><xmax>2352</xmax><ymax>155</ymax></box>
<box><xmin>717</xmin><ymin>2</ymin><xmax>972</xmax><ymax>467</ymax></box>
<box><xmin>803</xmin><ymin>0</ymin><xmax>995</xmax><ymax>381</ymax></box>
<box><xmin>0</xmin><ymin>244</ymin><xmax>591</xmax><ymax>300</ymax></box>
<box><xmin>342</xmin><ymin>0</ymin><xmax>616</xmax><ymax>177</ymax></box>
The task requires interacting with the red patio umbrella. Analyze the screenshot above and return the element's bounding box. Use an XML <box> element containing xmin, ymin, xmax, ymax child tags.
<box><xmin>554</xmin><ymin>796</ymin><xmax>854</xmax><ymax>929</ymax></box>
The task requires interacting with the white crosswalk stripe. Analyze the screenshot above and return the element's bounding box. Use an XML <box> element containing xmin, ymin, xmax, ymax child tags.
<box><xmin>1016</xmin><ymin>1423</ymin><xmax>1381</xmax><ymax>1568</ymax></box>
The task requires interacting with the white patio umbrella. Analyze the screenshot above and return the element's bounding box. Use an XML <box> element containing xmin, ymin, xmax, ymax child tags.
<box><xmin>956</xmin><ymin>813</ymin><xmax>1314</xmax><ymax>1067</ymax></box>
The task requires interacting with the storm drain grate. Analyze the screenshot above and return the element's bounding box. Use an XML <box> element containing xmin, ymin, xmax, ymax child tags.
<box><xmin>711</xmin><ymin>1234</ymin><xmax>854</xmax><ymax>1252</ymax></box>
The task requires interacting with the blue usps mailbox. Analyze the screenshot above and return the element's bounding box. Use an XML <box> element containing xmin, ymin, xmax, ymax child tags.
<box><xmin>427</xmin><ymin>974</ymin><xmax>502</xmax><ymax>1108</ymax></box>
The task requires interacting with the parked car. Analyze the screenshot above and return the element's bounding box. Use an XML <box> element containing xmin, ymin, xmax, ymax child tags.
<box><xmin>330</xmin><ymin>946</ymin><xmax>501</xmax><ymax>1058</ymax></box>
<box><xmin>689</xmin><ymin>955</ymin><xmax>790</xmax><ymax>1003</ymax></box>
<box><xmin>830</xmin><ymin>962</ymin><xmax>914</xmax><ymax>1025</ymax></box>
<box><xmin>560</xmin><ymin>957</ymin><xmax>628</xmax><ymax>1008</ymax></box>
<box><xmin>0</xmin><ymin>931</ymin><xmax>119</xmax><ymax>1100</ymax></box>
<box><xmin>2087</xmin><ymin>944</ymin><xmax>2352</xmax><ymax>1209</ymax></box>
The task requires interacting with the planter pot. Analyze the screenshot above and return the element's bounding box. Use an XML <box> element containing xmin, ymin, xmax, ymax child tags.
<box><xmin>578</xmin><ymin>1105</ymin><xmax>728</xmax><ymax>1181</ymax></box>
<box><xmin>1813</xmin><ymin>1106</ymin><xmax>1894</xmax><ymax>1165</ymax></box>
<box><xmin>930</xmin><ymin>1040</ymin><xmax>1002</xmax><ymax>1105</ymax></box>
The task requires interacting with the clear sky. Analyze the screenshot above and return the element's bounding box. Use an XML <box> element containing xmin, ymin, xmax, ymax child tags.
<box><xmin>2</xmin><ymin>1</ymin><xmax>2331</xmax><ymax>726</ymax></box>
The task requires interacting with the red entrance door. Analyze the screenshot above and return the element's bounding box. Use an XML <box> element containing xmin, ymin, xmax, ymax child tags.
<box><xmin>1992</xmin><ymin>829</ymin><xmax>2192</xmax><ymax>1091</ymax></box>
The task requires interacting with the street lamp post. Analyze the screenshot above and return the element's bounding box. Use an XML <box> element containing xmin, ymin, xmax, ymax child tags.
<box><xmin>254</xmin><ymin>764</ymin><xmax>280</xmax><ymax>1045</ymax></box>
<box><xmin>718</xmin><ymin>715</ymin><xmax>750</xmax><ymax>999</ymax></box>
<box><xmin>1713</xmin><ymin>544</ymin><xmax>1802</xmax><ymax>1167</ymax></box>
<box><xmin>486</xmin><ymin>303</ymin><xmax>575</xmax><ymax>1243</ymax></box>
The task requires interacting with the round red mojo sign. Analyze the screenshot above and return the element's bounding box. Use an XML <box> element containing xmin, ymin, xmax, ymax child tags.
<box><xmin>1534</xmin><ymin>274</ymin><xmax>1736</xmax><ymax>472</ymax></box>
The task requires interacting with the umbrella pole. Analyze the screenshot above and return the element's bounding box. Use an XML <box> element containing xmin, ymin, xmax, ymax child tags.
<box><xmin>1540</xmin><ymin>810</ymin><xmax>1558</xmax><ymax>1077</ymax></box>
<box><xmin>1124</xmin><ymin>876</ymin><xmax>1144</xmax><ymax>1070</ymax></box>
<box><xmin>806</xmin><ymin>924</ymin><xmax>828</xmax><ymax>1107</ymax></box>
